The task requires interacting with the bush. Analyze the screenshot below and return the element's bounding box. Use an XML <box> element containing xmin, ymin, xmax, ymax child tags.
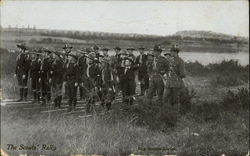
<box><xmin>221</xmin><ymin>88</ymin><xmax>249</xmax><ymax>110</ymax></box>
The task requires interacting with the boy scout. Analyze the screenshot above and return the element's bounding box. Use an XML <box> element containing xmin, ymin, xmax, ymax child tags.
<box><xmin>51</xmin><ymin>52</ymin><xmax>64</xmax><ymax>108</ymax></box>
<box><xmin>29</xmin><ymin>50</ymin><xmax>42</xmax><ymax>103</ymax></box>
<box><xmin>147</xmin><ymin>45</ymin><xmax>169</xmax><ymax>105</ymax></box>
<box><xmin>163</xmin><ymin>45</ymin><xmax>186</xmax><ymax>107</ymax></box>
<box><xmin>64</xmin><ymin>55</ymin><xmax>80</xmax><ymax>112</ymax></box>
<box><xmin>135</xmin><ymin>47</ymin><xmax>149</xmax><ymax>96</ymax></box>
<box><xmin>40</xmin><ymin>49</ymin><xmax>53</xmax><ymax>105</ymax></box>
<box><xmin>119</xmin><ymin>58</ymin><xmax>138</xmax><ymax>105</ymax></box>
<box><xmin>15</xmin><ymin>43</ymin><xmax>31</xmax><ymax>101</ymax></box>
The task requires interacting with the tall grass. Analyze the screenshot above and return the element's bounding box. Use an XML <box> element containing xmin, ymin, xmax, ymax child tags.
<box><xmin>2</xmin><ymin>88</ymin><xmax>249</xmax><ymax>156</ymax></box>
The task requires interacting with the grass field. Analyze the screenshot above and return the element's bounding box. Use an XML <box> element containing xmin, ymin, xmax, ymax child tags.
<box><xmin>1</xmin><ymin>59</ymin><xmax>249</xmax><ymax>156</ymax></box>
<box><xmin>0</xmin><ymin>30</ymin><xmax>249</xmax><ymax>156</ymax></box>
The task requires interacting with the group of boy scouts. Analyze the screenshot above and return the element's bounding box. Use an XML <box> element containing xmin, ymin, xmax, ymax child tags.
<box><xmin>15</xmin><ymin>43</ymin><xmax>185</xmax><ymax>112</ymax></box>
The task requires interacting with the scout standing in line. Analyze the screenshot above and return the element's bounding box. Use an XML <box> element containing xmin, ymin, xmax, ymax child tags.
<box><xmin>100</xmin><ymin>53</ymin><xmax>115</xmax><ymax>110</ymax></box>
<box><xmin>51</xmin><ymin>52</ymin><xmax>64</xmax><ymax>108</ymax></box>
<box><xmin>163</xmin><ymin>45</ymin><xmax>186</xmax><ymax>107</ymax></box>
<box><xmin>15</xmin><ymin>43</ymin><xmax>31</xmax><ymax>102</ymax></box>
<box><xmin>147</xmin><ymin>45</ymin><xmax>169</xmax><ymax>105</ymax></box>
<box><xmin>62</xmin><ymin>44</ymin><xmax>73</xmax><ymax>99</ymax></box>
<box><xmin>119</xmin><ymin>58</ymin><xmax>138</xmax><ymax>105</ymax></box>
<box><xmin>77</xmin><ymin>48</ymin><xmax>90</xmax><ymax>100</ymax></box>
<box><xmin>85</xmin><ymin>52</ymin><xmax>102</xmax><ymax>113</ymax></box>
<box><xmin>29</xmin><ymin>49</ymin><xmax>42</xmax><ymax>103</ymax></box>
<box><xmin>64</xmin><ymin>55</ymin><xmax>80</xmax><ymax>112</ymax></box>
<box><xmin>135</xmin><ymin>47</ymin><xmax>149</xmax><ymax>96</ymax></box>
<box><xmin>111</xmin><ymin>46</ymin><xmax>122</xmax><ymax>94</ymax></box>
<box><xmin>40</xmin><ymin>49</ymin><xmax>53</xmax><ymax>105</ymax></box>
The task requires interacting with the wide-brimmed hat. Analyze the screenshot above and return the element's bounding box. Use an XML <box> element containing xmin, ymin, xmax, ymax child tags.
<box><xmin>126</xmin><ymin>47</ymin><xmax>135</xmax><ymax>50</ymax></box>
<box><xmin>153</xmin><ymin>45</ymin><xmax>162</xmax><ymax>52</ymax></box>
<box><xmin>17</xmin><ymin>43</ymin><xmax>27</xmax><ymax>50</ymax></box>
<box><xmin>164</xmin><ymin>52</ymin><xmax>171</xmax><ymax>56</ymax></box>
<box><xmin>62</xmin><ymin>44</ymin><xmax>73</xmax><ymax>49</ymax></box>
<box><xmin>114</xmin><ymin>46</ymin><xmax>121</xmax><ymax>51</ymax></box>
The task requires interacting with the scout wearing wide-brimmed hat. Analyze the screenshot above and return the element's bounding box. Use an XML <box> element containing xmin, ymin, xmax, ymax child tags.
<box><xmin>64</xmin><ymin>52</ymin><xmax>81</xmax><ymax>112</ymax></box>
<box><xmin>119</xmin><ymin>56</ymin><xmax>138</xmax><ymax>106</ymax></box>
<box><xmin>15</xmin><ymin>43</ymin><xmax>30</xmax><ymax>102</ymax></box>
<box><xmin>163</xmin><ymin>44</ymin><xmax>185</xmax><ymax>117</ymax></box>
<box><xmin>147</xmin><ymin>44</ymin><xmax>169</xmax><ymax>105</ymax></box>
<box><xmin>39</xmin><ymin>47</ymin><xmax>54</xmax><ymax>105</ymax></box>
<box><xmin>17</xmin><ymin>43</ymin><xmax>27</xmax><ymax>51</ymax></box>
<box><xmin>135</xmin><ymin>46</ymin><xmax>149</xmax><ymax>96</ymax></box>
<box><xmin>29</xmin><ymin>47</ymin><xmax>43</xmax><ymax>104</ymax></box>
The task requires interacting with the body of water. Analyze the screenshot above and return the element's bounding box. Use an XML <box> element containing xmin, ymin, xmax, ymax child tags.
<box><xmin>179</xmin><ymin>52</ymin><xmax>249</xmax><ymax>66</ymax></box>
<box><xmin>105</xmin><ymin>51</ymin><xmax>249</xmax><ymax>66</ymax></box>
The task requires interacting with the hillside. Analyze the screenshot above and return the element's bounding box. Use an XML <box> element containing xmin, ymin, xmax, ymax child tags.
<box><xmin>175</xmin><ymin>30</ymin><xmax>248</xmax><ymax>40</ymax></box>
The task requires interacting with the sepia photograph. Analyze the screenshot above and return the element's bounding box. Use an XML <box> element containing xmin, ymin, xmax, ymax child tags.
<box><xmin>0</xmin><ymin>1</ymin><xmax>249</xmax><ymax>156</ymax></box>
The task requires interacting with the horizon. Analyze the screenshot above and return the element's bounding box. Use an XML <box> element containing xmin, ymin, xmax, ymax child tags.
<box><xmin>1</xmin><ymin>1</ymin><xmax>249</xmax><ymax>37</ymax></box>
<box><xmin>2</xmin><ymin>26</ymin><xmax>248</xmax><ymax>38</ymax></box>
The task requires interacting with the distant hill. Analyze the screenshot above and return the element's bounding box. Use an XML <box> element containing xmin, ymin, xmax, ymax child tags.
<box><xmin>175</xmin><ymin>30</ymin><xmax>248</xmax><ymax>41</ymax></box>
<box><xmin>0</xmin><ymin>27</ymin><xmax>249</xmax><ymax>53</ymax></box>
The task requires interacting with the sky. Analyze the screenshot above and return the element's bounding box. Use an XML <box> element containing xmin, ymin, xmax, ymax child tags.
<box><xmin>0</xmin><ymin>0</ymin><xmax>249</xmax><ymax>37</ymax></box>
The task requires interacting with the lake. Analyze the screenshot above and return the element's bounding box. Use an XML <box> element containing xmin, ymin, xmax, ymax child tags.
<box><xmin>179</xmin><ymin>52</ymin><xmax>249</xmax><ymax>66</ymax></box>
<box><xmin>106</xmin><ymin>51</ymin><xmax>249</xmax><ymax>66</ymax></box>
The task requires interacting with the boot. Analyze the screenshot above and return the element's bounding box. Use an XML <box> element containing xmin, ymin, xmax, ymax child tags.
<box><xmin>58</xmin><ymin>96</ymin><xmax>62</xmax><ymax>108</ymax></box>
<box><xmin>129</xmin><ymin>97</ymin><xmax>134</xmax><ymax>105</ymax></box>
<box><xmin>79</xmin><ymin>87</ymin><xmax>83</xmax><ymax>100</ymax></box>
<box><xmin>47</xmin><ymin>92</ymin><xmax>51</xmax><ymax>102</ymax></box>
<box><xmin>17</xmin><ymin>88</ymin><xmax>24</xmax><ymax>102</ymax></box>
<box><xmin>23</xmin><ymin>88</ymin><xmax>28</xmax><ymax>101</ymax></box>
<box><xmin>72</xmin><ymin>99</ymin><xmax>77</xmax><ymax>111</ymax></box>
<box><xmin>54</xmin><ymin>97</ymin><xmax>58</xmax><ymax>108</ymax></box>
<box><xmin>68</xmin><ymin>99</ymin><xmax>72</xmax><ymax>112</ymax></box>
<box><xmin>140</xmin><ymin>84</ymin><xmax>145</xmax><ymax>96</ymax></box>
<box><xmin>106</xmin><ymin>102</ymin><xmax>111</xmax><ymax>111</ymax></box>
<box><xmin>41</xmin><ymin>93</ymin><xmax>46</xmax><ymax>105</ymax></box>
<box><xmin>37</xmin><ymin>92</ymin><xmax>41</xmax><ymax>104</ymax></box>
<box><xmin>32</xmin><ymin>91</ymin><xmax>37</xmax><ymax>103</ymax></box>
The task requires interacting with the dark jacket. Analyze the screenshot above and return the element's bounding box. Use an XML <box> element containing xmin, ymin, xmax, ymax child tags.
<box><xmin>30</xmin><ymin>58</ymin><xmax>41</xmax><ymax>79</ymax></box>
<box><xmin>16</xmin><ymin>53</ymin><xmax>31</xmax><ymax>76</ymax></box>
<box><xmin>64</xmin><ymin>62</ymin><xmax>80</xmax><ymax>83</ymax></box>
<box><xmin>51</xmin><ymin>58</ymin><xmax>64</xmax><ymax>84</ymax></box>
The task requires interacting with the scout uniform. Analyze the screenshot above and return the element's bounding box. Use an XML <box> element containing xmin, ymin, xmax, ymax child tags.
<box><xmin>100</xmin><ymin>56</ymin><xmax>115</xmax><ymax>110</ymax></box>
<box><xmin>51</xmin><ymin>53</ymin><xmax>64</xmax><ymax>108</ymax></box>
<box><xmin>15</xmin><ymin>43</ymin><xmax>31</xmax><ymax>101</ymax></box>
<box><xmin>163</xmin><ymin>46</ymin><xmax>186</xmax><ymax>106</ymax></box>
<box><xmin>62</xmin><ymin>44</ymin><xmax>73</xmax><ymax>99</ymax></box>
<box><xmin>85</xmin><ymin>52</ymin><xmax>102</xmax><ymax>113</ymax></box>
<box><xmin>40</xmin><ymin>49</ymin><xmax>53</xmax><ymax>105</ymax></box>
<box><xmin>64</xmin><ymin>55</ymin><xmax>80</xmax><ymax>112</ymax></box>
<box><xmin>29</xmin><ymin>50</ymin><xmax>42</xmax><ymax>103</ymax></box>
<box><xmin>135</xmin><ymin>47</ymin><xmax>149</xmax><ymax>96</ymax></box>
<box><xmin>110</xmin><ymin>46</ymin><xmax>123</xmax><ymax>94</ymax></box>
<box><xmin>147</xmin><ymin>45</ymin><xmax>169</xmax><ymax>104</ymax></box>
<box><xmin>77</xmin><ymin>49</ymin><xmax>89</xmax><ymax>100</ymax></box>
<box><xmin>119</xmin><ymin>58</ymin><xmax>138</xmax><ymax>105</ymax></box>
